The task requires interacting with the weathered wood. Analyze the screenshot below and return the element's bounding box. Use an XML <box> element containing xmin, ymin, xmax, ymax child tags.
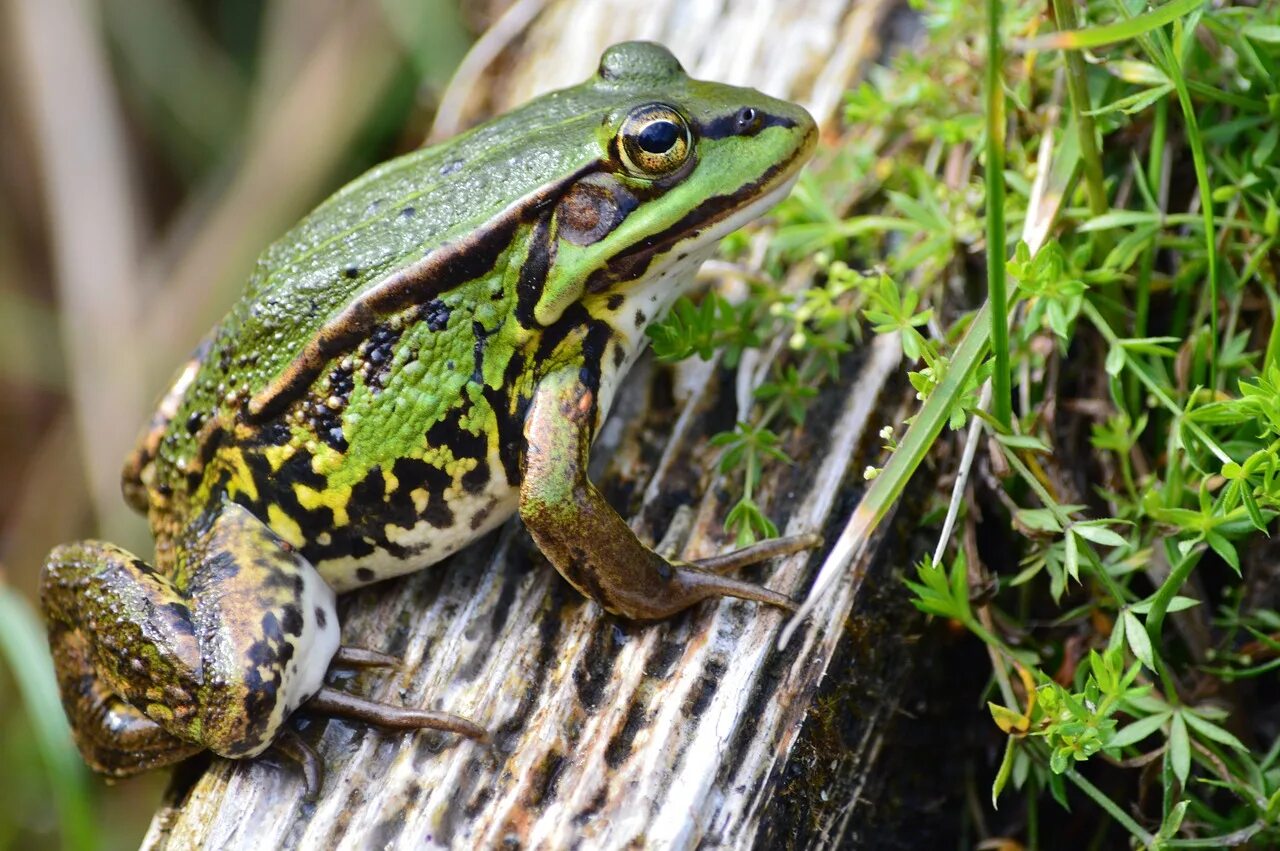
<box><xmin>140</xmin><ymin>2</ymin><xmax>923</xmax><ymax>848</ymax></box>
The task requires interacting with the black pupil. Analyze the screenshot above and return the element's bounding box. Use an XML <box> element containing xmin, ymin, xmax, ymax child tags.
<box><xmin>739</xmin><ymin>107</ymin><xmax>757</xmax><ymax>125</ymax></box>
<box><xmin>637</xmin><ymin>120</ymin><xmax>680</xmax><ymax>154</ymax></box>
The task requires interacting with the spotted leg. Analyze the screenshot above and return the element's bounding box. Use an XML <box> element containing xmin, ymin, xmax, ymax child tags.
<box><xmin>519</xmin><ymin>370</ymin><xmax>820</xmax><ymax>620</ymax></box>
<box><xmin>41</xmin><ymin>501</ymin><xmax>486</xmax><ymax>781</ymax></box>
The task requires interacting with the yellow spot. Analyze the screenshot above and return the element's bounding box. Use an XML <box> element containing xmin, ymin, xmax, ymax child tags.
<box><xmin>383</xmin><ymin>467</ymin><xmax>399</xmax><ymax>495</ymax></box>
<box><xmin>296</xmin><ymin>483</ymin><xmax>351</xmax><ymax>526</ymax></box>
<box><xmin>410</xmin><ymin>488</ymin><xmax>428</xmax><ymax>513</ymax></box>
<box><xmin>310</xmin><ymin>442</ymin><xmax>345</xmax><ymax>476</ymax></box>
<box><xmin>264</xmin><ymin>443</ymin><xmax>294</xmax><ymax>473</ymax></box>
<box><xmin>268</xmin><ymin>504</ymin><xmax>305</xmax><ymax>548</ymax></box>
<box><xmin>223</xmin><ymin>448</ymin><xmax>259</xmax><ymax>503</ymax></box>
<box><xmin>445</xmin><ymin>455</ymin><xmax>477</xmax><ymax>479</ymax></box>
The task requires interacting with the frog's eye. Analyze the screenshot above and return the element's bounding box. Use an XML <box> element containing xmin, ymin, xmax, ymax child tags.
<box><xmin>617</xmin><ymin>104</ymin><xmax>692</xmax><ymax>177</ymax></box>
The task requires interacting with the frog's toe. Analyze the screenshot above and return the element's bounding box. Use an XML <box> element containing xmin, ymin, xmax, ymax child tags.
<box><xmin>690</xmin><ymin>532</ymin><xmax>822</xmax><ymax>575</ymax></box>
<box><xmin>273</xmin><ymin>728</ymin><xmax>323</xmax><ymax>801</ymax></box>
<box><xmin>305</xmin><ymin>686</ymin><xmax>490</xmax><ymax>744</ymax></box>
<box><xmin>330</xmin><ymin>646</ymin><xmax>402</xmax><ymax>670</ymax></box>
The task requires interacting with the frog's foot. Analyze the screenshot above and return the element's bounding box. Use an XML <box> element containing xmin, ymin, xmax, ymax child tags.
<box><xmin>41</xmin><ymin>501</ymin><xmax>341</xmax><ymax>774</ymax></box>
<box><xmin>43</xmin><ymin>619</ymin><xmax>203</xmax><ymax>776</ymax></box>
<box><xmin>519</xmin><ymin>371</ymin><xmax>823</xmax><ymax>621</ymax></box>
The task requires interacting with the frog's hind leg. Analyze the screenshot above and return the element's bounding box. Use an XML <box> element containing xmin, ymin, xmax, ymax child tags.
<box><xmin>41</xmin><ymin>501</ymin><xmax>343</xmax><ymax>771</ymax></box>
<box><xmin>44</xmin><ymin>502</ymin><xmax>489</xmax><ymax>782</ymax></box>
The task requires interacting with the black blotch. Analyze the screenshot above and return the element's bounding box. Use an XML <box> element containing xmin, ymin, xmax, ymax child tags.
<box><xmin>315</xmin><ymin>607</ymin><xmax>328</xmax><ymax>629</ymax></box>
<box><xmin>515</xmin><ymin>218</ymin><xmax>553</xmax><ymax>328</ymax></box>
<box><xmin>203</xmin><ymin>551</ymin><xmax>241</xmax><ymax>582</ymax></box>
<box><xmin>164</xmin><ymin>602</ymin><xmax>196</xmax><ymax>637</ymax></box>
<box><xmin>577</xmin><ymin>320</ymin><xmax>611</xmax><ymax>394</ymax></box>
<box><xmin>421</xmin><ymin>298</ymin><xmax>451</xmax><ymax>331</ymax></box>
<box><xmin>461</xmin><ymin>460</ymin><xmax>490</xmax><ymax>494</ymax></box>
<box><xmin>328</xmin><ymin>363</ymin><xmax>355</xmax><ymax>399</ymax></box>
<box><xmin>482</xmin><ymin>349</ymin><xmax>529</xmax><ymax>487</ymax></box>
<box><xmin>360</xmin><ymin>323</ymin><xmax>403</xmax><ymax>392</ymax></box>
<box><xmin>389</xmin><ymin>455</ymin><xmax>456</xmax><ymax>531</ymax></box>
<box><xmin>612</xmin><ymin>344</ymin><xmax>626</xmax><ymax>369</ymax></box>
<box><xmin>634</xmin><ymin>309</ymin><xmax>647</xmax><ymax>328</ymax></box>
<box><xmin>356</xmin><ymin>567</ymin><xmax>376</xmax><ymax>583</ymax></box>
<box><xmin>423</xmin><ymin>498</ymin><xmax>455</xmax><ymax>529</ymax></box>
<box><xmin>400</xmin><ymin>206</ymin><xmax>416</xmax><ymax>219</ymax></box>
<box><xmin>311</xmin><ymin>403</ymin><xmax>347</xmax><ymax>452</ymax></box>
<box><xmin>259</xmin><ymin>422</ymin><xmax>292</xmax><ymax>446</ymax></box>
<box><xmin>606</xmin><ymin>294</ymin><xmax>624</xmax><ymax>310</ymax></box>
<box><xmin>281</xmin><ymin>605</ymin><xmax>304</xmax><ymax>637</ymax></box>
<box><xmin>469</xmin><ymin>496</ymin><xmax>497</xmax><ymax>531</ymax></box>
<box><xmin>185</xmin><ymin>411</ymin><xmax>205</xmax><ymax>434</ymax></box>
<box><xmin>344</xmin><ymin>266</ymin><xmax>360</xmax><ymax>279</ymax></box>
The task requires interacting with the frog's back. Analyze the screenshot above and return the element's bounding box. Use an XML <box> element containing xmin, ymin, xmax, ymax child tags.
<box><xmin>132</xmin><ymin>85</ymin><xmax>632</xmax><ymax>586</ymax></box>
<box><xmin>129</xmin><ymin>41</ymin><xmax>813</xmax><ymax>590</ymax></box>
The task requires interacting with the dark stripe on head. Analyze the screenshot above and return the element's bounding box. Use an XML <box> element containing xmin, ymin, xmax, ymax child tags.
<box><xmin>697</xmin><ymin>110</ymin><xmax>797</xmax><ymax>141</ymax></box>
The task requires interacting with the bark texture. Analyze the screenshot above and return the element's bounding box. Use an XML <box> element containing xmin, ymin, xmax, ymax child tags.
<box><xmin>141</xmin><ymin>1</ymin><xmax>936</xmax><ymax>848</ymax></box>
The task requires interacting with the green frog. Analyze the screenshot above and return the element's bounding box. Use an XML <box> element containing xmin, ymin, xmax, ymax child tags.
<box><xmin>41</xmin><ymin>41</ymin><xmax>818</xmax><ymax>786</ymax></box>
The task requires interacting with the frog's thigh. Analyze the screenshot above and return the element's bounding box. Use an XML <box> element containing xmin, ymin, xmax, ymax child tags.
<box><xmin>518</xmin><ymin>370</ymin><xmax>795</xmax><ymax>620</ymax></box>
<box><xmin>41</xmin><ymin>503</ymin><xmax>340</xmax><ymax>768</ymax></box>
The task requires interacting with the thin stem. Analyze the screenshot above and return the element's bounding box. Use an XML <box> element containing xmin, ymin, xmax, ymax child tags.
<box><xmin>1052</xmin><ymin>0</ymin><xmax>1108</xmax><ymax>221</ymax></box>
<box><xmin>1144</xmin><ymin>545</ymin><xmax>1202</xmax><ymax>704</ymax></box>
<box><xmin>1065</xmin><ymin>768</ymin><xmax>1156</xmax><ymax>846</ymax></box>
<box><xmin>987</xmin><ymin>0</ymin><xmax>1012</xmax><ymax>429</ymax></box>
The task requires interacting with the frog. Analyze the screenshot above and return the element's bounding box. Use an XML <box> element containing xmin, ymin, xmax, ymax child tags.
<box><xmin>40</xmin><ymin>41</ymin><xmax>819</xmax><ymax>788</ymax></box>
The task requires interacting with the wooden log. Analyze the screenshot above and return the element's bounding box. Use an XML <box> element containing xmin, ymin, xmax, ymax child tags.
<box><xmin>140</xmin><ymin>2</ymin><xmax>940</xmax><ymax>847</ymax></box>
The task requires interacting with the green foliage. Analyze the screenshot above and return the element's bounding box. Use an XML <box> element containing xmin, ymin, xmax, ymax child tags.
<box><xmin>645</xmin><ymin>0</ymin><xmax>1280</xmax><ymax>843</ymax></box>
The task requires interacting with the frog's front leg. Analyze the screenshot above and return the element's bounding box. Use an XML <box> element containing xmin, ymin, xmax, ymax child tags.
<box><xmin>519</xmin><ymin>370</ymin><xmax>819</xmax><ymax>620</ymax></box>
<box><xmin>41</xmin><ymin>502</ymin><xmax>485</xmax><ymax>779</ymax></box>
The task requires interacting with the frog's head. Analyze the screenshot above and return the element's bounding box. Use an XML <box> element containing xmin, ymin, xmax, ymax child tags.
<box><xmin>524</xmin><ymin>41</ymin><xmax>817</xmax><ymax>326</ymax></box>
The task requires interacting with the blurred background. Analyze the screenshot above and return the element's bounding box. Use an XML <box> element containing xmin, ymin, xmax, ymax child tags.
<box><xmin>0</xmin><ymin>1</ymin><xmax>478</xmax><ymax>846</ymax></box>
<box><xmin>0</xmin><ymin>0</ymin><xmax>867</xmax><ymax>845</ymax></box>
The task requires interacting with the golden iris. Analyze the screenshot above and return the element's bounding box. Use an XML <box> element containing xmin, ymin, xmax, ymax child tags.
<box><xmin>617</xmin><ymin>104</ymin><xmax>692</xmax><ymax>177</ymax></box>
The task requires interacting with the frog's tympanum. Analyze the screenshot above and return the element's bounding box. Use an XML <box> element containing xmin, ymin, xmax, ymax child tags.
<box><xmin>41</xmin><ymin>41</ymin><xmax>818</xmax><ymax>787</ymax></box>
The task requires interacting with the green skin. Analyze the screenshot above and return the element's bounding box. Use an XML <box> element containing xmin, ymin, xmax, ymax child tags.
<box><xmin>41</xmin><ymin>42</ymin><xmax>818</xmax><ymax>783</ymax></box>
